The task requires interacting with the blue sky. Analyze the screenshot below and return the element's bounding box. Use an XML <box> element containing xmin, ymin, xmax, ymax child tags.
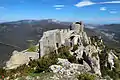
<box><xmin>0</xmin><ymin>0</ymin><xmax>120</xmax><ymax>24</ymax></box>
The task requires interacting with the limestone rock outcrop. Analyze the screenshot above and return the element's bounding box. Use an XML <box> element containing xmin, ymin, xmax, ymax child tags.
<box><xmin>50</xmin><ymin>58</ymin><xmax>91</xmax><ymax>79</ymax></box>
<box><xmin>5</xmin><ymin>51</ymin><xmax>39</xmax><ymax>69</ymax></box>
<box><xmin>108</xmin><ymin>50</ymin><xmax>118</xmax><ymax>70</ymax></box>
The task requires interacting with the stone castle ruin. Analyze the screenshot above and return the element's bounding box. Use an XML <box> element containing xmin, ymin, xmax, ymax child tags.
<box><xmin>39</xmin><ymin>21</ymin><xmax>90</xmax><ymax>57</ymax></box>
<box><xmin>6</xmin><ymin>21</ymin><xmax>118</xmax><ymax>77</ymax></box>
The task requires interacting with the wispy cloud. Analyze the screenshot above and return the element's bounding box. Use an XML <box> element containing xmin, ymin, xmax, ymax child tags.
<box><xmin>53</xmin><ymin>5</ymin><xmax>64</xmax><ymax>10</ymax></box>
<box><xmin>101</xmin><ymin>1</ymin><xmax>120</xmax><ymax>4</ymax></box>
<box><xmin>75</xmin><ymin>0</ymin><xmax>120</xmax><ymax>7</ymax></box>
<box><xmin>109</xmin><ymin>11</ymin><xmax>117</xmax><ymax>14</ymax></box>
<box><xmin>55</xmin><ymin>8</ymin><xmax>62</xmax><ymax>10</ymax></box>
<box><xmin>100</xmin><ymin>7</ymin><xmax>107</xmax><ymax>11</ymax></box>
<box><xmin>75</xmin><ymin>0</ymin><xmax>95</xmax><ymax>7</ymax></box>
<box><xmin>53</xmin><ymin>5</ymin><xmax>64</xmax><ymax>8</ymax></box>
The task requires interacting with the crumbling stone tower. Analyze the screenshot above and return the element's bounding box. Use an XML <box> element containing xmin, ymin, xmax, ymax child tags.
<box><xmin>71</xmin><ymin>21</ymin><xmax>84</xmax><ymax>34</ymax></box>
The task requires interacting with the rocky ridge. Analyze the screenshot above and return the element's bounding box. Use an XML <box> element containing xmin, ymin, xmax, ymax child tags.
<box><xmin>1</xmin><ymin>22</ymin><xmax>119</xmax><ymax>80</ymax></box>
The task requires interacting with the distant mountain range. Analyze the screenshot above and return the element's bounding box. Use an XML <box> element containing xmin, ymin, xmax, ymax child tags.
<box><xmin>0</xmin><ymin>19</ymin><xmax>120</xmax><ymax>67</ymax></box>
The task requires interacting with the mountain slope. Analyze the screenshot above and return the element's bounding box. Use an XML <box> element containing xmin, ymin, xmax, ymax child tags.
<box><xmin>95</xmin><ymin>24</ymin><xmax>120</xmax><ymax>48</ymax></box>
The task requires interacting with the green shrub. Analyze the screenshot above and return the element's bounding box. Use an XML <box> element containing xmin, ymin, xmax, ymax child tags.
<box><xmin>71</xmin><ymin>45</ymin><xmax>78</xmax><ymax>52</ymax></box>
<box><xmin>28</xmin><ymin>60</ymin><xmax>38</xmax><ymax>68</ymax></box>
<box><xmin>77</xmin><ymin>73</ymin><xmax>96</xmax><ymax>80</ymax></box>
<box><xmin>58</xmin><ymin>46</ymin><xmax>71</xmax><ymax>59</ymax></box>
<box><xmin>0</xmin><ymin>68</ymin><xmax>6</xmax><ymax>76</ymax></box>
<box><xmin>68</xmin><ymin>55</ymin><xmax>77</xmax><ymax>63</ymax></box>
<box><xmin>57</xmin><ymin>46</ymin><xmax>77</xmax><ymax>63</ymax></box>
<box><xmin>6</xmin><ymin>64</ymin><xmax>32</xmax><ymax>78</ymax></box>
<box><xmin>17</xmin><ymin>64</ymin><xmax>32</xmax><ymax>74</ymax></box>
<box><xmin>35</xmin><ymin>52</ymin><xmax>58</xmax><ymax>73</ymax></box>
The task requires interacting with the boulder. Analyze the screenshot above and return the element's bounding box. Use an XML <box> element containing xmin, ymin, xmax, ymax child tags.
<box><xmin>50</xmin><ymin>58</ymin><xmax>91</xmax><ymax>77</ymax></box>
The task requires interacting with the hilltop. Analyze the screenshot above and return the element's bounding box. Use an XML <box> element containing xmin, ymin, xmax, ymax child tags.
<box><xmin>0</xmin><ymin>22</ymin><xmax>120</xmax><ymax>80</ymax></box>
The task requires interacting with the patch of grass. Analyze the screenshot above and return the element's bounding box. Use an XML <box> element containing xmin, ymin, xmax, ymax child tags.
<box><xmin>27</xmin><ymin>40</ymin><xmax>37</xmax><ymax>52</ymax></box>
<box><xmin>29</xmin><ymin>72</ymin><xmax>54</xmax><ymax>77</ymax></box>
<box><xmin>27</xmin><ymin>45</ymin><xmax>37</xmax><ymax>52</ymax></box>
<box><xmin>77</xmin><ymin>73</ymin><xmax>96</xmax><ymax>80</ymax></box>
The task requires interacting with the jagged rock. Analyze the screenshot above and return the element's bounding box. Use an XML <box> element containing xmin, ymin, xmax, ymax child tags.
<box><xmin>83</xmin><ymin>61</ymin><xmax>91</xmax><ymax>71</ymax></box>
<box><xmin>75</xmin><ymin>45</ymin><xmax>84</xmax><ymax>59</ymax></box>
<box><xmin>108</xmin><ymin>50</ymin><xmax>118</xmax><ymax>70</ymax></box>
<box><xmin>57</xmin><ymin>58</ymin><xmax>71</xmax><ymax>67</ymax></box>
<box><xmin>50</xmin><ymin>58</ymin><xmax>91</xmax><ymax>79</ymax></box>
<box><xmin>36</xmin><ymin>76</ymin><xmax>40</xmax><ymax>79</ymax></box>
<box><xmin>50</xmin><ymin>75</ymin><xmax>60</xmax><ymax>80</ymax></box>
<box><xmin>71</xmin><ymin>44</ymin><xmax>101</xmax><ymax>76</ymax></box>
<box><xmin>26</xmin><ymin>76</ymin><xmax>34</xmax><ymax>80</ymax></box>
<box><xmin>49</xmin><ymin>65</ymin><xmax>63</xmax><ymax>73</ymax></box>
<box><xmin>84</xmin><ymin>45</ymin><xmax>101</xmax><ymax>76</ymax></box>
<box><xmin>82</xmin><ymin>32</ymin><xmax>90</xmax><ymax>44</ymax></box>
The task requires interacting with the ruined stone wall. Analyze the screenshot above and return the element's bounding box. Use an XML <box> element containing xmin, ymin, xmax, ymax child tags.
<box><xmin>39</xmin><ymin>29</ymin><xmax>73</xmax><ymax>57</ymax></box>
<box><xmin>40</xmin><ymin>30</ymin><xmax>58</xmax><ymax>56</ymax></box>
<box><xmin>39</xmin><ymin>22</ymin><xmax>88</xmax><ymax>57</ymax></box>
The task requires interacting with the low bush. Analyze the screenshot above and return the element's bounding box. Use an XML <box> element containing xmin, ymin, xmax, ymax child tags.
<box><xmin>68</xmin><ymin>55</ymin><xmax>77</xmax><ymax>63</ymax></box>
<box><xmin>0</xmin><ymin>68</ymin><xmax>6</xmax><ymax>77</ymax></box>
<box><xmin>71</xmin><ymin>45</ymin><xmax>78</xmax><ymax>52</ymax></box>
<box><xmin>58</xmin><ymin>46</ymin><xmax>71</xmax><ymax>59</ymax></box>
<box><xmin>77</xmin><ymin>73</ymin><xmax>96</xmax><ymax>80</ymax></box>
<box><xmin>35</xmin><ymin>52</ymin><xmax>58</xmax><ymax>73</ymax></box>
